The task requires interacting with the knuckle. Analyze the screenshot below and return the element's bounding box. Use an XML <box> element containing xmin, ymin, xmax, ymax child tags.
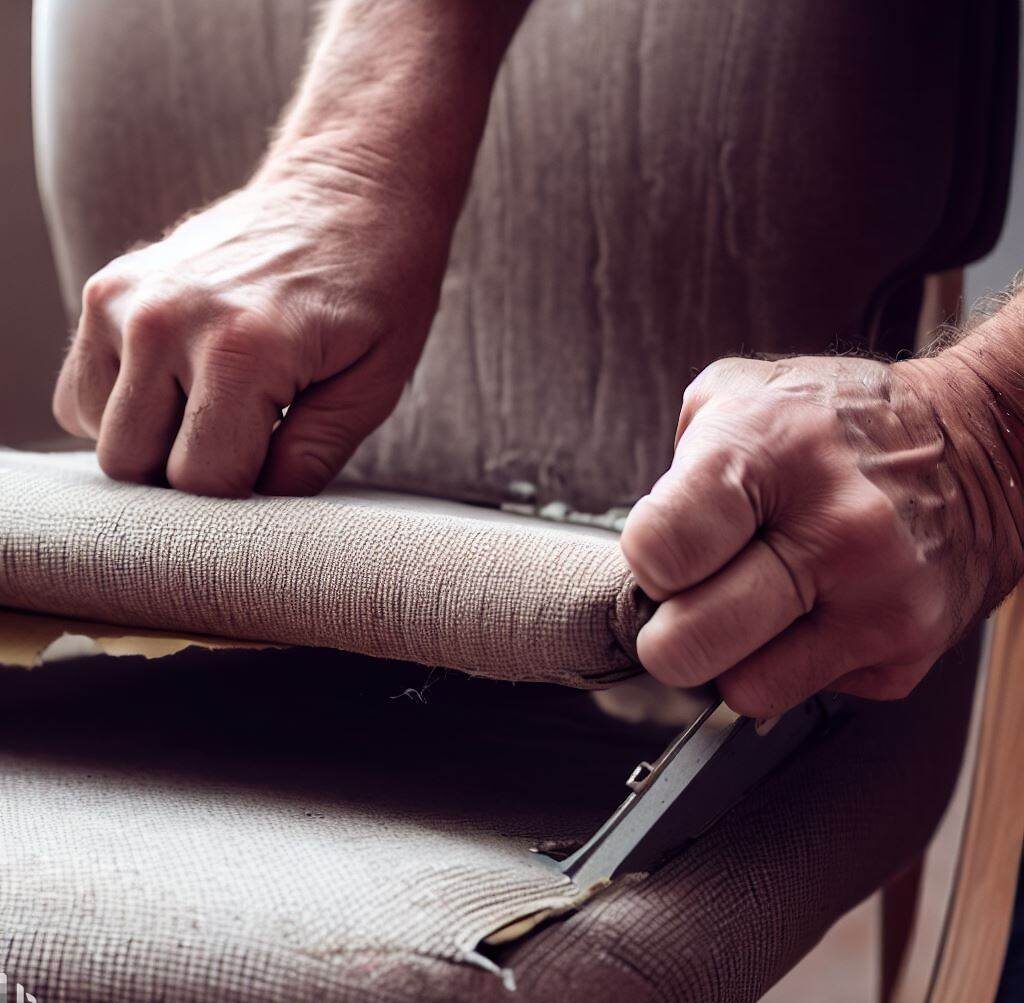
<box><xmin>620</xmin><ymin>497</ymin><xmax>687</xmax><ymax>597</ymax></box>
<box><xmin>697</xmin><ymin>356</ymin><xmax>749</xmax><ymax>385</ymax></box>
<box><xmin>204</xmin><ymin>314</ymin><xmax>280</xmax><ymax>369</ymax></box>
<box><xmin>81</xmin><ymin>271</ymin><xmax>122</xmax><ymax>317</ymax></box>
<box><xmin>701</xmin><ymin>441</ymin><xmax>758</xmax><ymax>499</ymax></box>
<box><xmin>861</xmin><ymin>490</ymin><xmax>900</xmax><ymax>537</ymax></box>
<box><xmin>123</xmin><ymin>298</ymin><xmax>179</xmax><ymax>348</ymax></box>
<box><xmin>682</xmin><ymin>362</ymin><xmax>725</xmax><ymax>412</ymax></box>
<box><xmin>687</xmin><ymin>442</ymin><xmax>760</xmax><ymax>527</ymax></box>
<box><xmin>833</xmin><ymin>487</ymin><xmax>903</xmax><ymax>559</ymax></box>
<box><xmin>123</xmin><ymin>278</ymin><xmax>205</xmax><ymax>343</ymax></box>
<box><xmin>700</xmin><ymin>357</ymin><xmax>734</xmax><ymax>380</ymax></box>
<box><xmin>688</xmin><ymin>357</ymin><xmax>769</xmax><ymax>403</ymax></box>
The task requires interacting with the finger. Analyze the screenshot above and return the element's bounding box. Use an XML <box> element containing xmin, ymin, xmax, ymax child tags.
<box><xmin>258</xmin><ymin>348</ymin><xmax>404</xmax><ymax>496</ymax></box>
<box><xmin>52</xmin><ymin>340</ymin><xmax>120</xmax><ymax>439</ymax></box>
<box><xmin>96</xmin><ymin>360</ymin><xmax>186</xmax><ymax>485</ymax></box>
<box><xmin>52</xmin><ymin>272</ymin><xmax>130</xmax><ymax>438</ymax></box>
<box><xmin>620</xmin><ymin>411</ymin><xmax>759</xmax><ymax>600</ymax></box>
<box><xmin>96</xmin><ymin>300</ymin><xmax>188</xmax><ymax>483</ymax></box>
<box><xmin>165</xmin><ymin>364</ymin><xmax>281</xmax><ymax>498</ymax></box>
<box><xmin>715</xmin><ymin>614</ymin><xmax>859</xmax><ymax>718</ymax></box>
<box><xmin>636</xmin><ymin>538</ymin><xmax>815</xmax><ymax>688</ymax></box>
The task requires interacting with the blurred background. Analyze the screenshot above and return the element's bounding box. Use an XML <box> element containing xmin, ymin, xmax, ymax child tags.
<box><xmin>1</xmin><ymin>1</ymin><xmax>64</xmax><ymax>446</ymax></box>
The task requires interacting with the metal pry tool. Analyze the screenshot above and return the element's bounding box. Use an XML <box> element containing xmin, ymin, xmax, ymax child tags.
<box><xmin>535</xmin><ymin>691</ymin><xmax>848</xmax><ymax>892</ymax></box>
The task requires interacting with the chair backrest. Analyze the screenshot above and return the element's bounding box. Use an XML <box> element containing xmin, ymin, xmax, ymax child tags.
<box><xmin>33</xmin><ymin>0</ymin><xmax>1017</xmax><ymax>511</ymax></box>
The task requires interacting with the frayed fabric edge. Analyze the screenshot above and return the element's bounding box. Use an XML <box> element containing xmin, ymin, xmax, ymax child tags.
<box><xmin>458</xmin><ymin>877</ymin><xmax>626</xmax><ymax>989</ymax></box>
<box><xmin>462</xmin><ymin>949</ymin><xmax>518</xmax><ymax>992</ymax></box>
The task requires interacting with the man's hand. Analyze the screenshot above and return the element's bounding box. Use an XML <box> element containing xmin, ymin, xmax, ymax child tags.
<box><xmin>621</xmin><ymin>343</ymin><xmax>1024</xmax><ymax>717</ymax></box>
<box><xmin>54</xmin><ymin>171</ymin><xmax>451</xmax><ymax>496</ymax></box>
<box><xmin>53</xmin><ymin>0</ymin><xmax>529</xmax><ymax>497</ymax></box>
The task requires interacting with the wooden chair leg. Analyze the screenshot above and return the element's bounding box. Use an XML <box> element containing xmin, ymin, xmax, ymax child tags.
<box><xmin>882</xmin><ymin>858</ymin><xmax>925</xmax><ymax>1002</ymax></box>
<box><xmin>892</xmin><ymin>591</ymin><xmax>1024</xmax><ymax>1003</ymax></box>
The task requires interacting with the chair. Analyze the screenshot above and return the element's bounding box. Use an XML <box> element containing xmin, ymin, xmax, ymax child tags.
<box><xmin>4</xmin><ymin>0</ymin><xmax>1016</xmax><ymax>999</ymax></box>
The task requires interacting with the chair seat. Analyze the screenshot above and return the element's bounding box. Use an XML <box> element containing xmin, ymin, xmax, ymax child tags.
<box><xmin>0</xmin><ymin>638</ymin><xmax>978</xmax><ymax>1002</ymax></box>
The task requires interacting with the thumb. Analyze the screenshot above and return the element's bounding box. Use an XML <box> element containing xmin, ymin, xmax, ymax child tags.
<box><xmin>257</xmin><ymin>351</ymin><xmax>405</xmax><ymax>496</ymax></box>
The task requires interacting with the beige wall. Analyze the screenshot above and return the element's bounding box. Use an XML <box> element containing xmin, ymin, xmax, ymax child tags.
<box><xmin>0</xmin><ymin>0</ymin><xmax>65</xmax><ymax>445</ymax></box>
<box><xmin>965</xmin><ymin>47</ymin><xmax>1024</xmax><ymax>306</ymax></box>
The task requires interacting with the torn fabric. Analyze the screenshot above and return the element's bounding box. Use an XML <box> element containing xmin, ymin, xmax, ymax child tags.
<box><xmin>0</xmin><ymin>637</ymin><xmax>979</xmax><ymax>1003</ymax></box>
<box><xmin>0</xmin><ymin>608</ymin><xmax>274</xmax><ymax>668</ymax></box>
<box><xmin>0</xmin><ymin>649</ymin><xmax>663</xmax><ymax>999</ymax></box>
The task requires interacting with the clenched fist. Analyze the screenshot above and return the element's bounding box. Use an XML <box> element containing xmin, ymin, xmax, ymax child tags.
<box><xmin>53</xmin><ymin>168</ymin><xmax>450</xmax><ymax>496</ymax></box>
<box><xmin>621</xmin><ymin>349</ymin><xmax>1024</xmax><ymax>716</ymax></box>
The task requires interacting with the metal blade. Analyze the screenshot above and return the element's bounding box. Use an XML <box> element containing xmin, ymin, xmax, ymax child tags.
<box><xmin>538</xmin><ymin>693</ymin><xmax>844</xmax><ymax>891</ymax></box>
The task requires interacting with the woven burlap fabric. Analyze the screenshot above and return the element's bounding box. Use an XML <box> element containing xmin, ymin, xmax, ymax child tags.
<box><xmin>0</xmin><ymin>450</ymin><xmax>643</xmax><ymax>686</ymax></box>
<box><xmin>0</xmin><ymin>637</ymin><xmax>977</xmax><ymax>1003</ymax></box>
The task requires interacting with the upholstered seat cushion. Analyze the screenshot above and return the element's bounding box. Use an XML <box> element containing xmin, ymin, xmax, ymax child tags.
<box><xmin>0</xmin><ymin>450</ymin><xmax>644</xmax><ymax>686</ymax></box>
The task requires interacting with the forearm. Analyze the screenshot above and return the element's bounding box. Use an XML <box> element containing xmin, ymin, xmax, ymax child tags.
<box><xmin>257</xmin><ymin>0</ymin><xmax>530</xmax><ymax>212</ymax></box>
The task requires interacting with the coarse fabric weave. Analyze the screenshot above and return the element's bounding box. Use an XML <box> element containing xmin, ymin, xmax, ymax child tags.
<box><xmin>0</xmin><ymin>634</ymin><xmax>979</xmax><ymax>1003</ymax></box>
<box><xmin>0</xmin><ymin>450</ymin><xmax>644</xmax><ymax>687</ymax></box>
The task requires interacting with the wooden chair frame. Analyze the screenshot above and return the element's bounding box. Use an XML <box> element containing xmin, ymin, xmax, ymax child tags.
<box><xmin>880</xmin><ymin>271</ymin><xmax>1024</xmax><ymax>1003</ymax></box>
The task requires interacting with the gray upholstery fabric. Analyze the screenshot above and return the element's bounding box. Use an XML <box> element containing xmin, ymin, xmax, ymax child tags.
<box><xmin>0</xmin><ymin>637</ymin><xmax>978</xmax><ymax>1002</ymax></box>
<box><xmin>0</xmin><ymin>450</ymin><xmax>643</xmax><ymax>687</ymax></box>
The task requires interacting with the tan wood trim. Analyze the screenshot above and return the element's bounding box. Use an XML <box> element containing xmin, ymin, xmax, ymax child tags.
<box><xmin>882</xmin><ymin>860</ymin><xmax>925</xmax><ymax>1001</ymax></box>
<box><xmin>893</xmin><ymin>590</ymin><xmax>1024</xmax><ymax>1003</ymax></box>
<box><xmin>879</xmin><ymin>268</ymin><xmax>967</xmax><ymax>1002</ymax></box>
<box><xmin>890</xmin><ymin>266</ymin><xmax>1024</xmax><ymax>1003</ymax></box>
<box><xmin>915</xmin><ymin>270</ymin><xmax>964</xmax><ymax>353</ymax></box>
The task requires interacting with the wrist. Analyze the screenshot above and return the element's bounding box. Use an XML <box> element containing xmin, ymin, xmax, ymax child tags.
<box><xmin>894</xmin><ymin>335</ymin><xmax>1024</xmax><ymax>603</ymax></box>
<box><xmin>256</xmin><ymin>0</ymin><xmax>527</xmax><ymax>215</ymax></box>
<box><xmin>254</xmin><ymin>129</ymin><xmax>468</xmax><ymax>233</ymax></box>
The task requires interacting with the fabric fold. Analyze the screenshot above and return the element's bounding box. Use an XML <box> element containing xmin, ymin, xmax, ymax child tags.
<box><xmin>0</xmin><ymin>450</ymin><xmax>645</xmax><ymax>687</ymax></box>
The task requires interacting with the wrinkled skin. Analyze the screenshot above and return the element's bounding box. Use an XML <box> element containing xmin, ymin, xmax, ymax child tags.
<box><xmin>620</xmin><ymin>353</ymin><xmax>1021</xmax><ymax>716</ymax></box>
<box><xmin>52</xmin><ymin>168</ymin><xmax>452</xmax><ymax>497</ymax></box>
